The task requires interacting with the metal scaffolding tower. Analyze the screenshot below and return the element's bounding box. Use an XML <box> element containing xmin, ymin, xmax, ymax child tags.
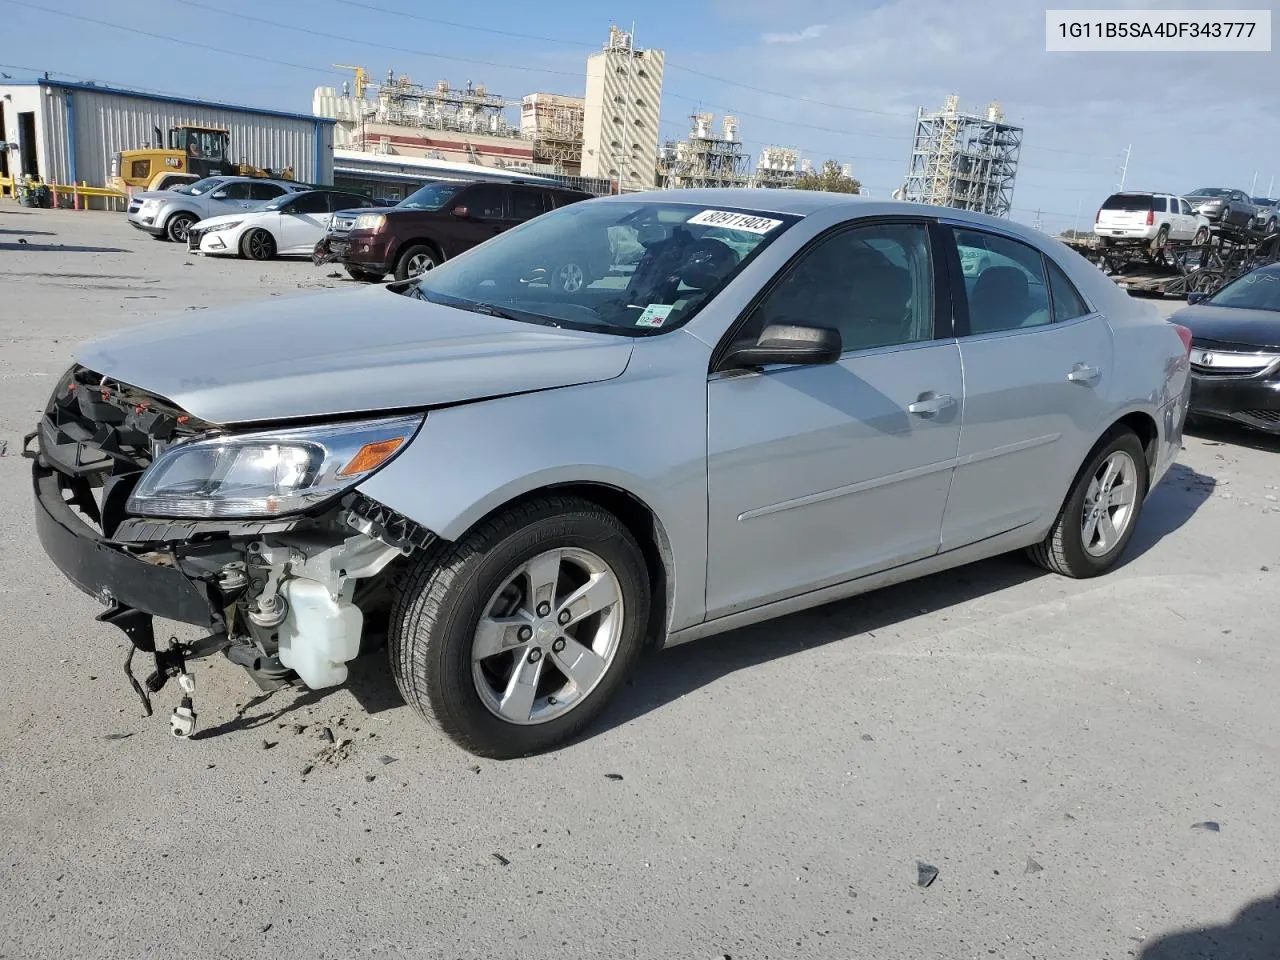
<box><xmin>521</xmin><ymin>93</ymin><xmax>586</xmax><ymax>171</ymax></box>
<box><xmin>902</xmin><ymin>95</ymin><xmax>1022</xmax><ymax>217</ymax></box>
<box><xmin>657</xmin><ymin>113</ymin><xmax>751</xmax><ymax>189</ymax></box>
<box><xmin>373</xmin><ymin>71</ymin><xmax>520</xmax><ymax>138</ymax></box>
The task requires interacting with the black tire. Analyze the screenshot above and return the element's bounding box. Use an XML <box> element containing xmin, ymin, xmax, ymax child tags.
<box><xmin>1153</xmin><ymin>225</ymin><xmax>1169</xmax><ymax>250</ymax></box>
<box><xmin>393</xmin><ymin>244</ymin><xmax>441</xmax><ymax>281</ymax></box>
<box><xmin>1266</xmin><ymin>218</ymin><xmax>1277</xmax><ymax>236</ymax></box>
<box><xmin>1027</xmin><ymin>428</ymin><xmax>1149</xmax><ymax>578</ymax></box>
<box><xmin>240</xmin><ymin>228</ymin><xmax>276</xmax><ymax>261</ymax></box>
<box><xmin>344</xmin><ymin>264</ymin><xmax>384</xmax><ymax>282</ymax></box>
<box><xmin>390</xmin><ymin>495</ymin><xmax>651</xmax><ymax>758</ymax></box>
<box><xmin>1193</xmin><ymin>227</ymin><xmax>1209</xmax><ymax>246</ymax></box>
<box><xmin>165</xmin><ymin>212</ymin><xmax>197</xmax><ymax>244</ymax></box>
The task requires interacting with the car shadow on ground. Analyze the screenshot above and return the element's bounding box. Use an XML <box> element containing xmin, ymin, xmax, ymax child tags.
<box><xmin>0</xmin><ymin>242</ymin><xmax>130</xmax><ymax>253</ymax></box>
<box><xmin>1139</xmin><ymin>890</ymin><xmax>1280</xmax><ymax>958</ymax></box>
<box><xmin>594</xmin><ymin>461</ymin><xmax>1217</xmax><ymax>740</ymax></box>
<box><xmin>1186</xmin><ymin>415</ymin><xmax>1280</xmax><ymax>454</ymax></box>
<box><xmin>0</xmin><ymin>227</ymin><xmax>56</xmax><ymax>236</ymax></box>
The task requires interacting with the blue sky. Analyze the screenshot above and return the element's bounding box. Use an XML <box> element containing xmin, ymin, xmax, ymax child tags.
<box><xmin>3</xmin><ymin>0</ymin><xmax>1277</xmax><ymax>233</ymax></box>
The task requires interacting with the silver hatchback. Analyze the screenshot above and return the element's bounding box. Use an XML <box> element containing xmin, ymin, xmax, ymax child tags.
<box><xmin>30</xmin><ymin>190</ymin><xmax>1192</xmax><ymax>756</ymax></box>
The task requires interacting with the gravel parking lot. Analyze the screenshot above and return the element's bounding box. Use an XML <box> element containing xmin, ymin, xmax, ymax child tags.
<box><xmin>3</xmin><ymin>205</ymin><xmax>1279</xmax><ymax>960</ymax></box>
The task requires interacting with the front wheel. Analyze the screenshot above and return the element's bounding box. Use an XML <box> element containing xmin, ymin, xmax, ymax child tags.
<box><xmin>394</xmin><ymin>244</ymin><xmax>441</xmax><ymax>281</ymax></box>
<box><xmin>1193</xmin><ymin>227</ymin><xmax>1209</xmax><ymax>246</ymax></box>
<box><xmin>390</xmin><ymin>496</ymin><xmax>651</xmax><ymax>758</ymax></box>
<box><xmin>240</xmin><ymin>228</ymin><xmax>276</xmax><ymax>261</ymax></box>
<box><xmin>165</xmin><ymin>212</ymin><xmax>197</xmax><ymax>244</ymax></box>
<box><xmin>1027</xmin><ymin>429</ymin><xmax>1149</xmax><ymax>578</ymax></box>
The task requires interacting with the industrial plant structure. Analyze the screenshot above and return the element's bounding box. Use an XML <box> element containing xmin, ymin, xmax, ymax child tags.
<box><xmin>521</xmin><ymin>93</ymin><xmax>586</xmax><ymax>173</ymax></box>
<box><xmin>657</xmin><ymin>113</ymin><xmax>750</xmax><ymax>189</ymax></box>
<box><xmin>580</xmin><ymin>25</ymin><xmax>665</xmax><ymax>192</ymax></box>
<box><xmin>901</xmin><ymin>95</ymin><xmax>1022</xmax><ymax>217</ymax></box>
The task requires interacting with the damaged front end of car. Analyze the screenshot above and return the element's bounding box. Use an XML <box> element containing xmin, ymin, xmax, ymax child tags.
<box><xmin>26</xmin><ymin>366</ymin><xmax>434</xmax><ymax>738</ymax></box>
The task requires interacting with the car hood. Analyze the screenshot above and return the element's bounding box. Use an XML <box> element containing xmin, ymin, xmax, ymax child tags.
<box><xmin>1187</xmin><ymin>196</ymin><xmax>1224</xmax><ymax>205</ymax></box>
<box><xmin>75</xmin><ymin>286</ymin><xmax>635</xmax><ymax>425</ymax></box>
<box><xmin>1172</xmin><ymin>304</ymin><xmax>1280</xmax><ymax>350</ymax></box>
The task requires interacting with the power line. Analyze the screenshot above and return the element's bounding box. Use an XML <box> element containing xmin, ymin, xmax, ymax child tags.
<box><xmin>168</xmin><ymin>0</ymin><xmax>584</xmax><ymax>78</ymax></box>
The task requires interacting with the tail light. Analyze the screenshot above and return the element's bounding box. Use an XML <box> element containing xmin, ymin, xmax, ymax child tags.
<box><xmin>1146</xmin><ymin>210</ymin><xmax>1155</xmax><ymax>226</ymax></box>
<box><xmin>1172</xmin><ymin>323</ymin><xmax>1193</xmax><ymax>354</ymax></box>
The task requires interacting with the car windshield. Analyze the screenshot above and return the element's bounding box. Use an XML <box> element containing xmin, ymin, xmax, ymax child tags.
<box><xmin>399</xmin><ymin>182</ymin><xmax>464</xmax><ymax>210</ymax></box>
<box><xmin>1190</xmin><ymin>188</ymin><xmax>1229</xmax><ymax>197</ymax></box>
<box><xmin>177</xmin><ymin>177</ymin><xmax>225</xmax><ymax>196</ymax></box>
<box><xmin>409</xmin><ymin>200</ymin><xmax>798</xmax><ymax>335</ymax></box>
<box><xmin>1252</xmin><ymin>197</ymin><xmax>1273</xmax><ymax>205</ymax></box>
<box><xmin>1205</xmin><ymin>267</ymin><xmax>1280</xmax><ymax>312</ymax></box>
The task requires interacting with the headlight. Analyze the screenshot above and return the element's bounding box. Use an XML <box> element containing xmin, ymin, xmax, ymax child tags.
<box><xmin>355</xmin><ymin>213</ymin><xmax>386</xmax><ymax>231</ymax></box>
<box><xmin>126</xmin><ymin>414</ymin><xmax>423</xmax><ymax>519</ymax></box>
<box><xmin>204</xmin><ymin>220</ymin><xmax>243</xmax><ymax>233</ymax></box>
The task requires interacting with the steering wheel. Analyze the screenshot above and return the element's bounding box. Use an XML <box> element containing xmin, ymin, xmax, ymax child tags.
<box><xmin>678</xmin><ymin>238</ymin><xmax>740</xmax><ymax>289</ymax></box>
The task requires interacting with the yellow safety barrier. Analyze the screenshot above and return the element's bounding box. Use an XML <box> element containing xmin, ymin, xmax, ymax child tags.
<box><xmin>2</xmin><ymin>176</ymin><xmax>125</xmax><ymax>209</ymax></box>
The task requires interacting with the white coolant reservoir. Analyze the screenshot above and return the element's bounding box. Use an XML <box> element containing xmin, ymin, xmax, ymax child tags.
<box><xmin>276</xmin><ymin>579</ymin><xmax>364</xmax><ymax>689</ymax></box>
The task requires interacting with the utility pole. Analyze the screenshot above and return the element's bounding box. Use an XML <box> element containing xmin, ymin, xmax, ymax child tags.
<box><xmin>1118</xmin><ymin>144</ymin><xmax>1131</xmax><ymax>190</ymax></box>
<box><xmin>1251</xmin><ymin>170</ymin><xmax>1258</xmax><ymax>195</ymax></box>
<box><xmin>1269</xmin><ymin>175</ymin><xmax>1275</xmax><ymax>197</ymax></box>
<box><xmin>1032</xmin><ymin>208</ymin><xmax>1044</xmax><ymax>233</ymax></box>
<box><xmin>1074</xmin><ymin>196</ymin><xmax>1082</xmax><ymax>235</ymax></box>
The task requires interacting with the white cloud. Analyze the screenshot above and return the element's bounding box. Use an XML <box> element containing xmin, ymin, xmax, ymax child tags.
<box><xmin>679</xmin><ymin>0</ymin><xmax>1280</xmax><ymax>231</ymax></box>
<box><xmin>761</xmin><ymin>23</ymin><xmax>827</xmax><ymax>44</ymax></box>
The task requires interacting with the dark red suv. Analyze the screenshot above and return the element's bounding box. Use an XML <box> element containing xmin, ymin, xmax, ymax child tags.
<box><xmin>316</xmin><ymin>178</ymin><xmax>594</xmax><ymax>282</ymax></box>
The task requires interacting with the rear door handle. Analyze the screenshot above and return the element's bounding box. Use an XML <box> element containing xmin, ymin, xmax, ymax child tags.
<box><xmin>1067</xmin><ymin>363</ymin><xmax>1102</xmax><ymax>385</ymax></box>
<box><xmin>908</xmin><ymin>393</ymin><xmax>956</xmax><ymax>416</ymax></box>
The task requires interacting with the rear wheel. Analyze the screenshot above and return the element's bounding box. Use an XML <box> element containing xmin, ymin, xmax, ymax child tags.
<box><xmin>165</xmin><ymin>212</ymin><xmax>197</xmax><ymax>244</ymax></box>
<box><xmin>390</xmin><ymin>495</ymin><xmax>650</xmax><ymax>758</ymax></box>
<box><xmin>1028</xmin><ymin>429</ymin><xmax>1148</xmax><ymax>578</ymax></box>
<box><xmin>344</xmin><ymin>264</ymin><xmax>384</xmax><ymax>282</ymax></box>
<box><xmin>394</xmin><ymin>244</ymin><xmax>441</xmax><ymax>281</ymax></box>
<box><xmin>1152</xmin><ymin>225</ymin><xmax>1170</xmax><ymax>251</ymax></box>
<box><xmin>240</xmin><ymin>228</ymin><xmax>276</xmax><ymax>261</ymax></box>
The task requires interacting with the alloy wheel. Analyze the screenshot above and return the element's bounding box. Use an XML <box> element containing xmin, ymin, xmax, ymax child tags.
<box><xmin>1081</xmin><ymin>451</ymin><xmax>1139</xmax><ymax>557</ymax></box>
<box><xmin>471</xmin><ymin>547</ymin><xmax>625</xmax><ymax>726</ymax></box>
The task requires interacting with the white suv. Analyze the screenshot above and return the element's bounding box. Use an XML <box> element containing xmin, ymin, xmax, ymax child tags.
<box><xmin>1094</xmin><ymin>191</ymin><xmax>1210</xmax><ymax>247</ymax></box>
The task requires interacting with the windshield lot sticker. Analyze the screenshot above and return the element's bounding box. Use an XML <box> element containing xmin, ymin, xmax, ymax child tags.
<box><xmin>636</xmin><ymin>304</ymin><xmax>675</xmax><ymax>328</ymax></box>
<box><xmin>687</xmin><ymin>210</ymin><xmax>784</xmax><ymax>234</ymax></box>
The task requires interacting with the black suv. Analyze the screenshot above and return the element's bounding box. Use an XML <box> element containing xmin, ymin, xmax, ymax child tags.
<box><xmin>316</xmin><ymin>178</ymin><xmax>594</xmax><ymax>282</ymax></box>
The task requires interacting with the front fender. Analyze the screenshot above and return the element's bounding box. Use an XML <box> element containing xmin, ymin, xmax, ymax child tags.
<box><xmin>355</xmin><ymin>334</ymin><xmax>712</xmax><ymax>632</ymax></box>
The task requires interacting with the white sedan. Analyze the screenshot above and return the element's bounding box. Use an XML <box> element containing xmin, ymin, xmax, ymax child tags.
<box><xmin>188</xmin><ymin>189</ymin><xmax>379</xmax><ymax>260</ymax></box>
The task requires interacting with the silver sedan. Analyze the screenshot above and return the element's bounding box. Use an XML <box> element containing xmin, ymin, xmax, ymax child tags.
<box><xmin>30</xmin><ymin>190</ymin><xmax>1192</xmax><ymax>757</ymax></box>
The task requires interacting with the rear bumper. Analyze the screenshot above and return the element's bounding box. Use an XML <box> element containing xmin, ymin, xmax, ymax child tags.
<box><xmin>31</xmin><ymin>460</ymin><xmax>218</xmax><ymax>626</ymax></box>
<box><xmin>1095</xmin><ymin>226</ymin><xmax>1157</xmax><ymax>240</ymax></box>
<box><xmin>1189</xmin><ymin>374</ymin><xmax>1280</xmax><ymax>432</ymax></box>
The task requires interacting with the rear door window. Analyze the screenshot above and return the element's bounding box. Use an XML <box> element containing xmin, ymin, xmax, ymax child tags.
<box><xmin>463</xmin><ymin>184</ymin><xmax>506</xmax><ymax>220</ymax></box>
<box><xmin>510</xmin><ymin>188</ymin><xmax>548</xmax><ymax>221</ymax></box>
<box><xmin>291</xmin><ymin>192</ymin><xmax>331</xmax><ymax>215</ymax></box>
<box><xmin>953</xmin><ymin>228</ymin><xmax>1052</xmax><ymax>334</ymax></box>
<box><xmin>1047</xmin><ymin>260</ymin><xmax>1091</xmax><ymax>321</ymax></box>
<box><xmin>249</xmin><ymin>182</ymin><xmax>286</xmax><ymax>201</ymax></box>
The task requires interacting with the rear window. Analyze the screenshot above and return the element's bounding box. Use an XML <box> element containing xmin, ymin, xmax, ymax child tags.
<box><xmin>1101</xmin><ymin>193</ymin><xmax>1152</xmax><ymax>212</ymax></box>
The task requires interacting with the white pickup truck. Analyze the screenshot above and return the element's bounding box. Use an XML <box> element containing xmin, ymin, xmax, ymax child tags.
<box><xmin>1094</xmin><ymin>191</ymin><xmax>1210</xmax><ymax>247</ymax></box>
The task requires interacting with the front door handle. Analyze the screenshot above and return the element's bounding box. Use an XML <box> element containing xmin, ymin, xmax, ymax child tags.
<box><xmin>908</xmin><ymin>393</ymin><xmax>956</xmax><ymax>416</ymax></box>
<box><xmin>1067</xmin><ymin>363</ymin><xmax>1102</xmax><ymax>386</ymax></box>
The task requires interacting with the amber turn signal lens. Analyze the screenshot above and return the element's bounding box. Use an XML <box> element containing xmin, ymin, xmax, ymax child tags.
<box><xmin>336</xmin><ymin>437</ymin><xmax>405</xmax><ymax>478</ymax></box>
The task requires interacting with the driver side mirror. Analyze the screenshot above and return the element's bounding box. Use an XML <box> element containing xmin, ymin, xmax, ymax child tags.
<box><xmin>720</xmin><ymin>323</ymin><xmax>842</xmax><ymax>370</ymax></box>
<box><xmin>451</xmin><ymin>205</ymin><xmax>470</xmax><ymax>218</ymax></box>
